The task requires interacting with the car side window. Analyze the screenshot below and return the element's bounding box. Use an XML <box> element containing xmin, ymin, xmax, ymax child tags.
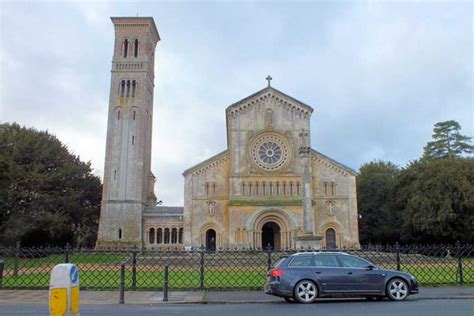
<box><xmin>313</xmin><ymin>255</ymin><xmax>338</xmax><ymax>267</ymax></box>
<box><xmin>339</xmin><ymin>255</ymin><xmax>370</xmax><ymax>268</ymax></box>
<box><xmin>289</xmin><ymin>255</ymin><xmax>313</xmax><ymax>267</ymax></box>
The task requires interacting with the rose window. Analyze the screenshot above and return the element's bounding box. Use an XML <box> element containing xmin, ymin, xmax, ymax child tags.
<box><xmin>250</xmin><ymin>133</ymin><xmax>291</xmax><ymax>171</ymax></box>
<box><xmin>258</xmin><ymin>142</ymin><xmax>282</xmax><ymax>164</ymax></box>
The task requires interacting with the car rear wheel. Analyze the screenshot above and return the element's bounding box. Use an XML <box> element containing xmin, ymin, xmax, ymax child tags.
<box><xmin>386</xmin><ymin>278</ymin><xmax>409</xmax><ymax>301</ymax></box>
<box><xmin>294</xmin><ymin>280</ymin><xmax>318</xmax><ymax>304</ymax></box>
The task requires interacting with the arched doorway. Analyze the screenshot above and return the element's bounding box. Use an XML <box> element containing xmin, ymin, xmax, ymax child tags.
<box><xmin>262</xmin><ymin>222</ymin><xmax>281</xmax><ymax>249</ymax></box>
<box><xmin>325</xmin><ymin>228</ymin><xmax>336</xmax><ymax>249</ymax></box>
<box><xmin>206</xmin><ymin>229</ymin><xmax>216</xmax><ymax>251</ymax></box>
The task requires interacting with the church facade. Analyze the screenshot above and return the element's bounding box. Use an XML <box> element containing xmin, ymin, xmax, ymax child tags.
<box><xmin>97</xmin><ymin>17</ymin><xmax>360</xmax><ymax>250</ymax></box>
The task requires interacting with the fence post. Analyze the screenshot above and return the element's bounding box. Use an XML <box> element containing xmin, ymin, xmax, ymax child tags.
<box><xmin>131</xmin><ymin>245</ymin><xmax>137</xmax><ymax>289</ymax></box>
<box><xmin>199</xmin><ymin>245</ymin><xmax>205</xmax><ymax>290</ymax></box>
<box><xmin>119</xmin><ymin>263</ymin><xmax>125</xmax><ymax>304</ymax></box>
<box><xmin>266</xmin><ymin>244</ymin><xmax>272</xmax><ymax>271</ymax></box>
<box><xmin>13</xmin><ymin>241</ymin><xmax>20</xmax><ymax>277</ymax></box>
<box><xmin>456</xmin><ymin>241</ymin><xmax>464</xmax><ymax>286</ymax></box>
<box><xmin>395</xmin><ymin>242</ymin><xmax>400</xmax><ymax>271</ymax></box>
<box><xmin>64</xmin><ymin>243</ymin><xmax>70</xmax><ymax>263</ymax></box>
<box><xmin>0</xmin><ymin>259</ymin><xmax>4</xmax><ymax>288</ymax></box>
<box><xmin>163</xmin><ymin>265</ymin><xmax>169</xmax><ymax>302</ymax></box>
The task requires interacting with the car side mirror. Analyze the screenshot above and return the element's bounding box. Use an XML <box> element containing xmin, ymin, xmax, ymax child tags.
<box><xmin>366</xmin><ymin>264</ymin><xmax>376</xmax><ymax>270</ymax></box>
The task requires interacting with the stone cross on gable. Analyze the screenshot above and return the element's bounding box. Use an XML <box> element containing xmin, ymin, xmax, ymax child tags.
<box><xmin>299</xmin><ymin>128</ymin><xmax>309</xmax><ymax>147</ymax></box>
<box><xmin>266</xmin><ymin>75</ymin><xmax>272</xmax><ymax>87</ymax></box>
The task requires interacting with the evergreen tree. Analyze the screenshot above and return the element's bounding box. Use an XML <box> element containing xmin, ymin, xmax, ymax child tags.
<box><xmin>396</xmin><ymin>158</ymin><xmax>474</xmax><ymax>243</ymax></box>
<box><xmin>357</xmin><ymin>161</ymin><xmax>401</xmax><ymax>244</ymax></box>
<box><xmin>423</xmin><ymin>120</ymin><xmax>473</xmax><ymax>159</ymax></box>
<box><xmin>0</xmin><ymin>123</ymin><xmax>102</xmax><ymax>247</ymax></box>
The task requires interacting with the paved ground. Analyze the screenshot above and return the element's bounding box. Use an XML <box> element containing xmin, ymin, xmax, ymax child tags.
<box><xmin>1</xmin><ymin>287</ymin><xmax>473</xmax><ymax>304</ymax></box>
<box><xmin>1</xmin><ymin>299</ymin><xmax>474</xmax><ymax>316</ymax></box>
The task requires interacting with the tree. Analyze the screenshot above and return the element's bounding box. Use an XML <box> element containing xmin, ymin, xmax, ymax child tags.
<box><xmin>357</xmin><ymin>161</ymin><xmax>401</xmax><ymax>244</ymax></box>
<box><xmin>423</xmin><ymin>120</ymin><xmax>473</xmax><ymax>159</ymax></box>
<box><xmin>0</xmin><ymin>123</ymin><xmax>102</xmax><ymax>247</ymax></box>
<box><xmin>395</xmin><ymin>158</ymin><xmax>474</xmax><ymax>244</ymax></box>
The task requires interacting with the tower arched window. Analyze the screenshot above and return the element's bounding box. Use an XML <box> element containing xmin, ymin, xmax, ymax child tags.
<box><xmin>149</xmin><ymin>228</ymin><xmax>155</xmax><ymax>244</ymax></box>
<box><xmin>132</xmin><ymin>135</ymin><xmax>135</xmax><ymax>145</ymax></box>
<box><xmin>118</xmin><ymin>229</ymin><xmax>122</xmax><ymax>240</ymax></box>
<box><xmin>120</xmin><ymin>80</ymin><xmax>125</xmax><ymax>97</ymax></box>
<box><xmin>126</xmin><ymin>80</ymin><xmax>131</xmax><ymax>97</ymax></box>
<box><xmin>134</xmin><ymin>39</ymin><xmax>139</xmax><ymax>57</ymax></box>
<box><xmin>133</xmin><ymin>110</ymin><xmax>136</xmax><ymax>121</ymax></box>
<box><xmin>123</xmin><ymin>39</ymin><xmax>128</xmax><ymax>58</ymax></box>
<box><xmin>117</xmin><ymin>111</ymin><xmax>120</xmax><ymax>120</ymax></box>
<box><xmin>171</xmin><ymin>228</ymin><xmax>178</xmax><ymax>244</ymax></box>
<box><xmin>157</xmin><ymin>228</ymin><xmax>163</xmax><ymax>244</ymax></box>
<box><xmin>131</xmin><ymin>80</ymin><xmax>137</xmax><ymax>97</ymax></box>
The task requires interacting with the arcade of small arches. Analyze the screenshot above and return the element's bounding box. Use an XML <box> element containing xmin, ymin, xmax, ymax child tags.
<box><xmin>146</xmin><ymin>227</ymin><xmax>184</xmax><ymax>245</ymax></box>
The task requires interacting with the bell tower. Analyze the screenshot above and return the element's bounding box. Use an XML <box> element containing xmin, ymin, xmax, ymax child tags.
<box><xmin>97</xmin><ymin>17</ymin><xmax>160</xmax><ymax>248</ymax></box>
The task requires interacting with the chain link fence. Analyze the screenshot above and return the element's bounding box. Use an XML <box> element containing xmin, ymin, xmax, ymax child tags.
<box><xmin>0</xmin><ymin>243</ymin><xmax>472</xmax><ymax>291</ymax></box>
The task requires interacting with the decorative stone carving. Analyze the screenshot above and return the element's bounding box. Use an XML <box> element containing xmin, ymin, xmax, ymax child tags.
<box><xmin>207</xmin><ymin>200</ymin><xmax>216</xmax><ymax>216</ymax></box>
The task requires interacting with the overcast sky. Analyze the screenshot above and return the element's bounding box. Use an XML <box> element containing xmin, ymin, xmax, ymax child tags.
<box><xmin>1</xmin><ymin>0</ymin><xmax>472</xmax><ymax>206</ymax></box>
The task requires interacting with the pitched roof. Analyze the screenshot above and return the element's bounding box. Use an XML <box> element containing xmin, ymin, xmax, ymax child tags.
<box><xmin>311</xmin><ymin>149</ymin><xmax>358</xmax><ymax>176</ymax></box>
<box><xmin>226</xmin><ymin>86</ymin><xmax>314</xmax><ymax>113</ymax></box>
<box><xmin>182</xmin><ymin>150</ymin><xmax>229</xmax><ymax>176</ymax></box>
<box><xmin>144</xmin><ymin>206</ymin><xmax>183</xmax><ymax>216</ymax></box>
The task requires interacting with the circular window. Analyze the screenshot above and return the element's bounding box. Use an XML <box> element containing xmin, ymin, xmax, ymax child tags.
<box><xmin>249</xmin><ymin>133</ymin><xmax>292</xmax><ymax>171</ymax></box>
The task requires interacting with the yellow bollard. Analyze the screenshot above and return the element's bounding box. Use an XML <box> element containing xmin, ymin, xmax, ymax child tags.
<box><xmin>49</xmin><ymin>264</ymin><xmax>80</xmax><ymax>316</ymax></box>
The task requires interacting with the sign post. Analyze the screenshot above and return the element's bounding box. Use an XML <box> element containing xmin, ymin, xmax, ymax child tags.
<box><xmin>49</xmin><ymin>263</ymin><xmax>80</xmax><ymax>316</ymax></box>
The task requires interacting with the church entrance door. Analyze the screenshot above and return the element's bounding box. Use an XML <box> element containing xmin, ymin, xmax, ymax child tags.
<box><xmin>206</xmin><ymin>229</ymin><xmax>216</xmax><ymax>251</ymax></box>
<box><xmin>325</xmin><ymin>228</ymin><xmax>336</xmax><ymax>249</ymax></box>
<box><xmin>261</xmin><ymin>222</ymin><xmax>281</xmax><ymax>249</ymax></box>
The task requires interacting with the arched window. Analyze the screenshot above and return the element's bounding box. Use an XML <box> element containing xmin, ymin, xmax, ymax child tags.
<box><xmin>212</xmin><ymin>182</ymin><xmax>217</xmax><ymax>195</ymax></box>
<box><xmin>296</xmin><ymin>182</ymin><xmax>301</xmax><ymax>195</ymax></box>
<box><xmin>157</xmin><ymin>228</ymin><xmax>163</xmax><ymax>244</ymax></box>
<box><xmin>171</xmin><ymin>228</ymin><xmax>178</xmax><ymax>244</ymax></box>
<box><xmin>123</xmin><ymin>39</ymin><xmax>128</xmax><ymax>58</ymax></box>
<box><xmin>134</xmin><ymin>39</ymin><xmax>139</xmax><ymax>57</ymax></box>
<box><xmin>118</xmin><ymin>229</ymin><xmax>122</xmax><ymax>240</ymax></box>
<box><xmin>255</xmin><ymin>182</ymin><xmax>259</xmax><ymax>196</ymax></box>
<box><xmin>241</xmin><ymin>182</ymin><xmax>246</xmax><ymax>195</ymax></box>
<box><xmin>289</xmin><ymin>182</ymin><xmax>294</xmax><ymax>195</ymax></box>
<box><xmin>178</xmin><ymin>228</ymin><xmax>183</xmax><ymax>244</ymax></box>
<box><xmin>131</xmin><ymin>135</ymin><xmax>135</xmax><ymax>145</ymax></box>
<box><xmin>149</xmin><ymin>228</ymin><xmax>155</xmax><ymax>244</ymax></box>
<box><xmin>133</xmin><ymin>110</ymin><xmax>136</xmax><ymax>121</ymax></box>
<box><xmin>262</xmin><ymin>181</ymin><xmax>266</xmax><ymax>195</ymax></box>
<box><xmin>164</xmin><ymin>228</ymin><xmax>170</xmax><ymax>244</ymax></box>
<box><xmin>117</xmin><ymin>110</ymin><xmax>121</xmax><ymax>120</ymax></box>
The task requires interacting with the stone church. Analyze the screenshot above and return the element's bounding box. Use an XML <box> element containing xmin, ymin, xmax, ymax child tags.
<box><xmin>96</xmin><ymin>17</ymin><xmax>360</xmax><ymax>250</ymax></box>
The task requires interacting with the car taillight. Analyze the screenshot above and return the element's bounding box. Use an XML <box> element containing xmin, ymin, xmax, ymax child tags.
<box><xmin>269</xmin><ymin>269</ymin><xmax>284</xmax><ymax>277</ymax></box>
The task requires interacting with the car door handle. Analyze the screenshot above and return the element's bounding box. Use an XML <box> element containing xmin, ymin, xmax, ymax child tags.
<box><xmin>315</xmin><ymin>271</ymin><xmax>321</xmax><ymax>274</ymax></box>
<box><xmin>347</xmin><ymin>272</ymin><xmax>353</xmax><ymax>275</ymax></box>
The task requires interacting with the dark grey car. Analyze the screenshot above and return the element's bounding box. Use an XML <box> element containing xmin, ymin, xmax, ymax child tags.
<box><xmin>264</xmin><ymin>252</ymin><xmax>419</xmax><ymax>304</ymax></box>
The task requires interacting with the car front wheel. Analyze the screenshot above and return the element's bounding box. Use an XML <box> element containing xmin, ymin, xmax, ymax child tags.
<box><xmin>294</xmin><ymin>280</ymin><xmax>318</xmax><ymax>304</ymax></box>
<box><xmin>386</xmin><ymin>278</ymin><xmax>409</xmax><ymax>301</ymax></box>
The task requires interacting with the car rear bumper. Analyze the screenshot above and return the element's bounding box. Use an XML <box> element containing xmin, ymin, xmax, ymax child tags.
<box><xmin>264</xmin><ymin>281</ymin><xmax>292</xmax><ymax>298</ymax></box>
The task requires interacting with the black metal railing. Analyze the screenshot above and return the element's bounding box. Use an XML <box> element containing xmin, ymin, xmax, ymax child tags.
<box><xmin>0</xmin><ymin>243</ymin><xmax>472</xmax><ymax>291</ymax></box>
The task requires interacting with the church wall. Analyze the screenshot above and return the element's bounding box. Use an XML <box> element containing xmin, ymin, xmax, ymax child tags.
<box><xmin>183</xmin><ymin>154</ymin><xmax>230</xmax><ymax>247</ymax></box>
<box><xmin>311</xmin><ymin>154</ymin><xmax>359</xmax><ymax>248</ymax></box>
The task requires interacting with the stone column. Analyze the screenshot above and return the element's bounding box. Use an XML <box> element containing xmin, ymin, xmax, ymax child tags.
<box><xmin>299</xmin><ymin>146</ymin><xmax>314</xmax><ymax>233</ymax></box>
<box><xmin>295</xmin><ymin>129</ymin><xmax>322</xmax><ymax>249</ymax></box>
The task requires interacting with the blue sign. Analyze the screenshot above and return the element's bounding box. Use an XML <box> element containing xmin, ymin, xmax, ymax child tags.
<box><xmin>70</xmin><ymin>266</ymin><xmax>78</xmax><ymax>284</ymax></box>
